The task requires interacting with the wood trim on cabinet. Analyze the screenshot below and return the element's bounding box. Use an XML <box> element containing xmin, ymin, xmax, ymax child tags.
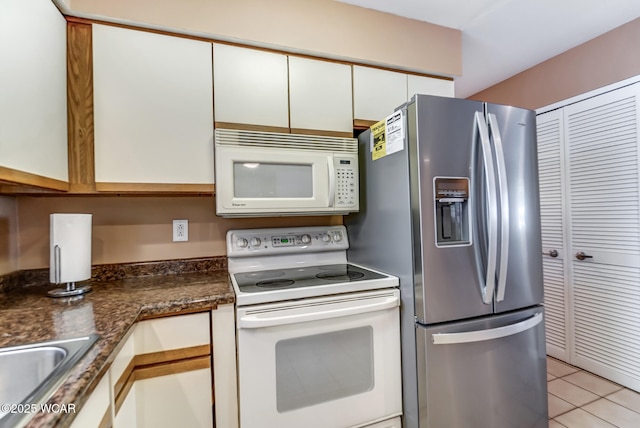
<box><xmin>98</xmin><ymin>405</ymin><xmax>113</xmax><ymax>428</ymax></box>
<box><xmin>95</xmin><ymin>182</ymin><xmax>215</xmax><ymax>194</ymax></box>
<box><xmin>113</xmin><ymin>358</ymin><xmax>136</xmax><ymax>404</ymax></box>
<box><xmin>135</xmin><ymin>345</ymin><xmax>211</xmax><ymax>367</ymax></box>
<box><xmin>114</xmin><ymin>369</ymin><xmax>135</xmax><ymax>415</ymax></box>
<box><xmin>0</xmin><ymin>166</ymin><xmax>69</xmax><ymax>191</ymax></box>
<box><xmin>353</xmin><ymin>119</ymin><xmax>377</xmax><ymax>130</ymax></box>
<box><xmin>134</xmin><ymin>355</ymin><xmax>211</xmax><ymax>382</ymax></box>
<box><xmin>113</xmin><ymin>348</ymin><xmax>212</xmax><ymax>414</ymax></box>
<box><xmin>214</xmin><ymin>122</ymin><xmax>291</xmax><ymax>134</ymax></box>
<box><xmin>67</xmin><ymin>21</ymin><xmax>96</xmax><ymax>193</ymax></box>
<box><xmin>290</xmin><ymin>128</ymin><xmax>354</xmax><ymax>138</ymax></box>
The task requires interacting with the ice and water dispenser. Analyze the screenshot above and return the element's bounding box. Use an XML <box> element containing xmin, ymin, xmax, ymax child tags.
<box><xmin>434</xmin><ymin>177</ymin><xmax>470</xmax><ymax>246</ymax></box>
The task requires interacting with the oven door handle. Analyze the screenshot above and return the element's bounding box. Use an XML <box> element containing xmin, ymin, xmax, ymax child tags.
<box><xmin>238</xmin><ymin>293</ymin><xmax>399</xmax><ymax>329</ymax></box>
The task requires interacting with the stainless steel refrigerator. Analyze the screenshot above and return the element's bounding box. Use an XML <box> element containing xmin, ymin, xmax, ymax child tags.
<box><xmin>346</xmin><ymin>94</ymin><xmax>548</xmax><ymax>428</ymax></box>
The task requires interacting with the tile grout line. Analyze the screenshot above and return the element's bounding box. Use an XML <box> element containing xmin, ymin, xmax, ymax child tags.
<box><xmin>548</xmin><ymin>359</ymin><xmax>640</xmax><ymax>425</ymax></box>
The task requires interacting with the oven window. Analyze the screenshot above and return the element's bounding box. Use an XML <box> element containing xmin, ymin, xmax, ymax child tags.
<box><xmin>233</xmin><ymin>162</ymin><xmax>313</xmax><ymax>198</ymax></box>
<box><xmin>275</xmin><ymin>326</ymin><xmax>374</xmax><ymax>412</ymax></box>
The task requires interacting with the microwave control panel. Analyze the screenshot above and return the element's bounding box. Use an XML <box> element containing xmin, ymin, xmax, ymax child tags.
<box><xmin>335</xmin><ymin>156</ymin><xmax>358</xmax><ymax>208</ymax></box>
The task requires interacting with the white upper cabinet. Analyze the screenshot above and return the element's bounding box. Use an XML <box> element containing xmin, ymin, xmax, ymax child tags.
<box><xmin>213</xmin><ymin>44</ymin><xmax>289</xmax><ymax>129</ymax></box>
<box><xmin>289</xmin><ymin>56</ymin><xmax>353</xmax><ymax>134</ymax></box>
<box><xmin>0</xmin><ymin>0</ymin><xmax>68</xmax><ymax>187</ymax></box>
<box><xmin>92</xmin><ymin>24</ymin><xmax>214</xmax><ymax>185</ymax></box>
<box><xmin>353</xmin><ymin>66</ymin><xmax>408</xmax><ymax>122</ymax></box>
<box><xmin>407</xmin><ymin>74</ymin><xmax>454</xmax><ymax>99</ymax></box>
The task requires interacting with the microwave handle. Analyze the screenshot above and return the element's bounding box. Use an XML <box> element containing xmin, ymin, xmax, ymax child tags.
<box><xmin>328</xmin><ymin>157</ymin><xmax>335</xmax><ymax>207</ymax></box>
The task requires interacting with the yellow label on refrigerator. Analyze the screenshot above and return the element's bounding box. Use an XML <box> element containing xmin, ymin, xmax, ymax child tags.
<box><xmin>371</xmin><ymin>119</ymin><xmax>387</xmax><ymax>160</ymax></box>
<box><xmin>371</xmin><ymin>110</ymin><xmax>404</xmax><ymax>161</ymax></box>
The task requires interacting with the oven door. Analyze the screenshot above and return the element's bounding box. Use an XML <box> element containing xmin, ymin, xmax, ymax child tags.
<box><xmin>236</xmin><ymin>289</ymin><xmax>402</xmax><ymax>428</ymax></box>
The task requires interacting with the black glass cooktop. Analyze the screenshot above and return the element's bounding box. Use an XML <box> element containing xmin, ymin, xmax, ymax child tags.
<box><xmin>233</xmin><ymin>263</ymin><xmax>386</xmax><ymax>293</ymax></box>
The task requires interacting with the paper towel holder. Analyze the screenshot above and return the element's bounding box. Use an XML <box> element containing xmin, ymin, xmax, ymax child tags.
<box><xmin>48</xmin><ymin>244</ymin><xmax>93</xmax><ymax>298</ymax></box>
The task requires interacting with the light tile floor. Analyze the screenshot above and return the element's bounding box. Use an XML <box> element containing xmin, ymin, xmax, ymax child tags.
<box><xmin>548</xmin><ymin>357</ymin><xmax>640</xmax><ymax>427</ymax></box>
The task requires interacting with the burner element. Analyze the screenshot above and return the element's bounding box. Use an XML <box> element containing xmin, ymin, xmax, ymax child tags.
<box><xmin>256</xmin><ymin>279</ymin><xmax>296</xmax><ymax>288</ymax></box>
<box><xmin>316</xmin><ymin>271</ymin><xmax>365</xmax><ymax>281</ymax></box>
<box><xmin>247</xmin><ymin>271</ymin><xmax>285</xmax><ymax>279</ymax></box>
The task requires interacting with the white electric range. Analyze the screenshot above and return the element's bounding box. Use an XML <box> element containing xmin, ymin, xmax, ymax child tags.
<box><xmin>227</xmin><ymin>226</ymin><xmax>402</xmax><ymax>428</ymax></box>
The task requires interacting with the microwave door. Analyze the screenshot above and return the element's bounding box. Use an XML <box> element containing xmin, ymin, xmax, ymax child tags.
<box><xmin>216</xmin><ymin>147</ymin><xmax>332</xmax><ymax>213</ymax></box>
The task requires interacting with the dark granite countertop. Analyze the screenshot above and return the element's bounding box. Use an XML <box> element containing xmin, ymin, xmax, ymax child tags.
<box><xmin>0</xmin><ymin>258</ymin><xmax>234</xmax><ymax>428</ymax></box>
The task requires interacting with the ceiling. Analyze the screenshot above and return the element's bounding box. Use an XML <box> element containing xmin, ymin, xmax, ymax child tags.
<box><xmin>336</xmin><ymin>0</ymin><xmax>640</xmax><ymax>97</ymax></box>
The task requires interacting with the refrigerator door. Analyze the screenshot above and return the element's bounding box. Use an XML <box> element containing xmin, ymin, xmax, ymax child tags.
<box><xmin>409</xmin><ymin>95</ymin><xmax>493</xmax><ymax>324</ymax></box>
<box><xmin>485</xmin><ymin>103</ymin><xmax>544</xmax><ymax>313</ymax></box>
<box><xmin>416</xmin><ymin>307</ymin><xmax>548</xmax><ymax>428</ymax></box>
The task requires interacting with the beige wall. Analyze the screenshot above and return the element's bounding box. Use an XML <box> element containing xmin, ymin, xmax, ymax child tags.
<box><xmin>0</xmin><ymin>196</ymin><xmax>19</xmax><ymax>275</ymax></box>
<box><xmin>469</xmin><ymin>18</ymin><xmax>640</xmax><ymax>110</ymax></box>
<box><xmin>16</xmin><ymin>196</ymin><xmax>340</xmax><ymax>270</ymax></box>
<box><xmin>67</xmin><ymin>0</ymin><xmax>461</xmax><ymax>77</ymax></box>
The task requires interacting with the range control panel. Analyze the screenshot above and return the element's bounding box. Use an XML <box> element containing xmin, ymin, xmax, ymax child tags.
<box><xmin>227</xmin><ymin>226</ymin><xmax>349</xmax><ymax>257</ymax></box>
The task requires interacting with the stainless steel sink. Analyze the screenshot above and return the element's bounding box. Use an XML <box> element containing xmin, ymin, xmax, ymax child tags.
<box><xmin>0</xmin><ymin>334</ymin><xmax>99</xmax><ymax>427</ymax></box>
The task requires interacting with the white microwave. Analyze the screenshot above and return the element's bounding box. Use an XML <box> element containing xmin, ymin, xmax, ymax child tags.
<box><xmin>214</xmin><ymin>129</ymin><xmax>359</xmax><ymax>217</ymax></box>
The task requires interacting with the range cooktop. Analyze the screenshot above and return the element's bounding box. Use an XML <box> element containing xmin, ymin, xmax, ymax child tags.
<box><xmin>233</xmin><ymin>263</ymin><xmax>387</xmax><ymax>293</ymax></box>
<box><xmin>231</xmin><ymin>262</ymin><xmax>397</xmax><ymax>306</ymax></box>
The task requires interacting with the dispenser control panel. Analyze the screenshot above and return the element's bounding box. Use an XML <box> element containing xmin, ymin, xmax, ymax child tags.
<box><xmin>435</xmin><ymin>177</ymin><xmax>469</xmax><ymax>199</ymax></box>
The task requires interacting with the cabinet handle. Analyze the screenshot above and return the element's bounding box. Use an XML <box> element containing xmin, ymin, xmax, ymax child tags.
<box><xmin>543</xmin><ymin>249</ymin><xmax>558</xmax><ymax>258</ymax></box>
<box><xmin>576</xmin><ymin>251</ymin><xmax>593</xmax><ymax>261</ymax></box>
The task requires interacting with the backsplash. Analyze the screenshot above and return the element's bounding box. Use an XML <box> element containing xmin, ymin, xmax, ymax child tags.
<box><xmin>15</xmin><ymin>195</ymin><xmax>341</xmax><ymax>270</ymax></box>
<box><xmin>0</xmin><ymin>256</ymin><xmax>227</xmax><ymax>293</ymax></box>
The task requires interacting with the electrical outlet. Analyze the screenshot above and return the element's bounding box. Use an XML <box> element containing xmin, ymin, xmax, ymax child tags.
<box><xmin>173</xmin><ymin>219</ymin><xmax>189</xmax><ymax>242</ymax></box>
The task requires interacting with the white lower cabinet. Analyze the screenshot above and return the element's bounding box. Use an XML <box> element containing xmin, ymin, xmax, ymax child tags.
<box><xmin>135</xmin><ymin>368</ymin><xmax>213</xmax><ymax>428</ymax></box>
<box><xmin>70</xmin><ymin>374</ymin><xmax>111</xmax><ymax>428</ymax></box>
<box><xmin>105</xmin><ymin>311</ymin><xmax>222</xmax><ymax>428</ymax></box>
<box><xmin>114</xmin><ymin>382</ymin><xmax>137</xmax><ymax>428</ymax></box>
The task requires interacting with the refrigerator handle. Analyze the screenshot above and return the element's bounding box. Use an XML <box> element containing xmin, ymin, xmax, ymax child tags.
<box><xmin>432</xmin><ymin>312</ymin><xmax>543</xmax><ymax>345</ymax></box>
<box><xmin>474</xmin><ymin>112</ymin><xmax>498</xmax><ymax>305</ymax></box>
<box><xmin>487</xmin><ymin>113</ymin><xmax>510</xmax><ymax>302</ymax></box>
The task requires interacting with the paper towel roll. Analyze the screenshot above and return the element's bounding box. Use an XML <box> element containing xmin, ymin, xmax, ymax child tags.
<box><xmin>50</xmin><ymin>213</ymin><xmax>92</xmax><ymax>284</ymax></box>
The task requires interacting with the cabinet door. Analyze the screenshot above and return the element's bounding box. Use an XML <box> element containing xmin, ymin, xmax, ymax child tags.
<box><xmin>70</xmin><ymin>374</ymin><xmax>111</xmax><ymax>428</ymax></box>
<box><xmin>536</xmin><ymin>109</ymin><xmax>569</xmax><ymax>361</ymax></box>
<box><xmin>136</xmin><ymin>367</ymin><xmax>213</xmax><ymax>428</ymax></box>
<box><xmin>407</xmin><ymin>75</ymin><xmax>454</xmax><ymax>99</ymax></box>
<box><xmin>353</xmin><ymin>66</ymin><xmax>407</xmax><ymax>122</ymax></box>
<box><xmin>0</xmin><ymin>0</ymin><xmax>68</xmax><ymax>189</ymax></box>
<box><xmin>213</xmin><ymin>44</ymin><xmax>289</xmax><ymax>129</ymax></box>
<box><xmin>212</xmin><ymin>304</ymin><xmax>239</xmax><ymax>428</ymax></box>
<box><xmin>564</xmin><ymin>83</ymin><xmax>640</xmax><ymax>390</ymax></box>
<box><xmin>289</xmin><ymin>56</ymin><xmax>353</xmax><ymax>134</ymax></box>
<box><xmin>134</xmin><ymin>312</ymin><xmax>210</xmax><ymax>354</ymax></box>
<box><xmin>93</xmin><ymin>25</ymin><xmax>214</xmax><ymax>188</ymax></box>
<box><xmin>114</xmin><ymin>383</ymin><xmax>137</xmax><ymax>428</ymax></box>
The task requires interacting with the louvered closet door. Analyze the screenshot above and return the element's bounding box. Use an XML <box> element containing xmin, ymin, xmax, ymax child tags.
<box><xmin>537</xmin><ymin>110</ymin><xmax>569</xmax><ymax>361</ymax></box>
<box><xmin>564</xmin><ymin>83</ymin><xmax>640</xmax><ymax>391</ymax></box>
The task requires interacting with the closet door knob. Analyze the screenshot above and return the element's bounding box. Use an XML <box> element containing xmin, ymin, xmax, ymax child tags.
<box><xmin>575</xmin><ymin>251</ymin><xmax>593</xmax><ymax>261</ymax></box>
<box><xmin>543</xmin><ymin>249</ymin><xmax>558</xmax><ymax>258</ymax></box>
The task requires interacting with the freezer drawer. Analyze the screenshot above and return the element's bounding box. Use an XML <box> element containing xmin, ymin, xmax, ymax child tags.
<box><xmin>416</xmin><ymin>307</ymin><xmax>548</xmax><ymax>428</ymax></box>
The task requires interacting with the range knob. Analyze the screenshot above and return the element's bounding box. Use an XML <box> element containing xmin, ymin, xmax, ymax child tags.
<box><xmin>332</xmin><ymin>231</ymin><xmax>343</xmax><ymax>242</ymax></box>
<box><xmin>301</xmin><ymin>234</ymin><xmax>311</xmax><ymax>244</ymax></box>
<box><xmin>321</xmin><ymin>234</ymin><xmax>331</xmax><ymax>243</ymax></box>
<box><xmin>250</xmin><ymin>237</ymin><xmax>262</xmax><ymax>247</ymax></box>
<box><xmin>236</xmin><ymin>238</ymin><xmax>248</xmax><ymax>248</ymax></box>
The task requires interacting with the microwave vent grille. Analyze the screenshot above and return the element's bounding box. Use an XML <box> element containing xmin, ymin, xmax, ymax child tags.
<box><xmin>215</xmin><ymin>129</ymin><xmax>357</xmax><ymax>153</ymax></box>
